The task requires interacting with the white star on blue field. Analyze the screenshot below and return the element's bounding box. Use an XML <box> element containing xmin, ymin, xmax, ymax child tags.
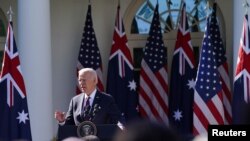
<box><xmin>16</xmin><ymin>110</ymin><xmax>29</xmax><ymax>124</ymax></box>
<box><xmin>173</xmin><ymin>109</ymin><xmax>183</xmax><ymax>121</ymax></box>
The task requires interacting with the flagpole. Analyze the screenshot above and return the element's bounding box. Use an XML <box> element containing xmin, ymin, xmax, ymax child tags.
<box><xmin>205</xmin><ymin>0</ymin><xmax>211</xmax><ymax>18</ymax></box>
<box><xmin>7</xmin><ymin>6</ymin><xmax>13</xmax><ymax>22</ymax></box>
<box><xmin>243</xmin><ymin>0</ymin><xmax>249</xmax><ymax>14</ymax></box>
<box><xmin>181</xmin><ymin>0</ymin><xmax>185</xmax><ymax>10</ymax></box>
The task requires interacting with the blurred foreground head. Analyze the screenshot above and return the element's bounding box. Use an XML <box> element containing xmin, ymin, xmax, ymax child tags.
<box><xmin>82</xmin><ymin>135</ymin><xmax>100</xmax><ymax>141</ymax></box>
<box><xmin>113</xmin><ymin>119</ymin><xmax>181</xmax><ymax>141</ymax></box>
<box><xmin>62</xmin><ymin>137</ymin><xmax>83</xmax><ymax>141</ymax></box>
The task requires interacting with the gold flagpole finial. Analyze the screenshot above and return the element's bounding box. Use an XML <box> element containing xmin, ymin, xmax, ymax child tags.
<box><xmin>7</xmin><ymin>6</ymin><xmax>14</xmax><ymax>22</ymax></box>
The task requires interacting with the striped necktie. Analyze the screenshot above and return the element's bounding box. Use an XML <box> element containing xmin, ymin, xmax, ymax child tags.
<box><xmin>83</xmin><ymin>97</ymin><xmax>91</xmax><ymax>120</ymax></box>
<box><xmin>84</xmin><ymin>97</ymin><xmax>90</xmax><ymax>111</ymax></box>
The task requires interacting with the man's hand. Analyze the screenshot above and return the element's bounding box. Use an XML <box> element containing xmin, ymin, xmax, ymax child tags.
<box><xmin>54</xmin><ymin>110</ymin><xmax>65</xmax><ymax>123</ymax></box>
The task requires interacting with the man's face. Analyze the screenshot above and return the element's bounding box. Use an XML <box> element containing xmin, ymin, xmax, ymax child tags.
<box><xmin>78</xmin><ymin>72</ymin><xmax>96</xmax><ymax>95</ymax></box>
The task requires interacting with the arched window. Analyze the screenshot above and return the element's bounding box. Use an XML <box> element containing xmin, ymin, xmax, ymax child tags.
<box><xmin>123</xmin><ymin>0</ymin><xmax>226</xmax><ymax>85</ymax></box>
<box><xmin>131</xmin><ymin>0</ymin><xmax>208</xmax><ymax>34</ymax></box>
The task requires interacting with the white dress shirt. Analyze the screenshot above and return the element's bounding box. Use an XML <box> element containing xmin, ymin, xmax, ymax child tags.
<box><xmin>83</xmin><ymin>89</ymin><xmax>96</xmax><ymax>107</ymax></box>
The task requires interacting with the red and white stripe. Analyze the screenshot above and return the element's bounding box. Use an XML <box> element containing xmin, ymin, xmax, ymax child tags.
<box><xmin>193</xmin><ymin>90</ymin><xmax>224</xmax><ymax>135</ymax></box>
<box><xmin>139</xmin><ymin>60</ymin><xmax>169</xmax><ymax>125</ymax></box>
<box><xmin>219</xmin><ymin>63</ymin><xmax>232</xmax><ymax>124</ymax></box>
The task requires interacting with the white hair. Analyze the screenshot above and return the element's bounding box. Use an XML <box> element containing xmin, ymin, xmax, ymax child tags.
<box><xmin>78</xmin><ymin>68</ymin><xmax>98</xmax><ymax>83</ymax></box>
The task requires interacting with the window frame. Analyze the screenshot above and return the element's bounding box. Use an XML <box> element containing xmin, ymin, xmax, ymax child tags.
<box><xmin>123</xmin><ymin>0</ymin><xmax>227</xmax><ymax>82</ymax></box>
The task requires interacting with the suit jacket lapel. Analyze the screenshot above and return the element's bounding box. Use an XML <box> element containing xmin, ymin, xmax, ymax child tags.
<box><xmin>92</xmin><ymin>91</ymin><xmax>101</xmax><ymax>106</ymax></box>
<box><xmin>90</xmin><ymin>91</ymin><xmax>102</xmax><ymax>119</ymax></box>
<box><xmin>79</xmin><ymin>94</ymin><xmax>85</xmax><ymax>114</ymax></box>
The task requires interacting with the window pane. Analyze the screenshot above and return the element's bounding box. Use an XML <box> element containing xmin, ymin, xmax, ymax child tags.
<box><xmin>133</xmin><ymin>0</ymin><xmax>209</xmax><ymax>34</ymax></box>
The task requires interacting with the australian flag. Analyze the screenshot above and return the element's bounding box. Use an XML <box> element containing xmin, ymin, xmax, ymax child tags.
<box><xmin>169</xmin><ymin>3</ymin><xmax>196</xmax><ymax>135</ymax></box>
<box><xmin>0</xmin><ymin>22</ymin><xmax>32</xmax><ymax>141</ymax></box>
<box><xmin>106</xmin><ymin>4</ymin><xmax>138</xmax><ymax>122</ymax></box>
<box><xmin>233</xmin><ymin>14</ymin><xmax>250</xmax><ymax>124</ymax></box>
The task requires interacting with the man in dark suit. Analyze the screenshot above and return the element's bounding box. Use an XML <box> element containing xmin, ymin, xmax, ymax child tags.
<box><xmin>55</xmin><ymin>68</ymin><xmax>124</xmax><ymax>126</ymax></box>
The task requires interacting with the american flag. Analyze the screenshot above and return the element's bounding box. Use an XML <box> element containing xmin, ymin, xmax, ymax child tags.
<box><xmin>233</xmin><ymin>14</ymin><xmax>250</xmax><ymax>124</ymax></box>
<box><xmin>106</xmin><ymin>4</ymin><xmax>138</xmax><ymax>122</ymax></box>
<box><xmin>138</xmin><ymin>3</ymin><xmax>169</xmax><ymax>125</ymax></box>
<box><xmin>0</xmin><ymin>22</ymin><xmax>32</xmax><ymax>140</ymax></box>
<box><xmin>193</xmin><ymin>3</ymin><xmax>232</xmax><ymax>135</ymax></box>
<box><xmin>169</xmin><ymin>3</ymin><xmax>196</xmax><ymax>135</ymax></box>
<box><xmin>77</xmin><ymin>4</ymin><xmax>104</xmax><ymax>94</ymax></box>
